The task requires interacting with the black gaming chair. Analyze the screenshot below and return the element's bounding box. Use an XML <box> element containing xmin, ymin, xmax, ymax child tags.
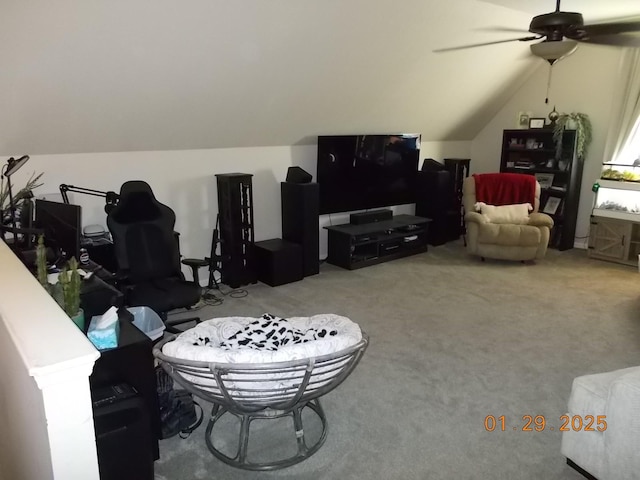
<box><xmin>107</xmin><ymin>180</ymin><xmax>201</xmax><ymax>333</ymax></box>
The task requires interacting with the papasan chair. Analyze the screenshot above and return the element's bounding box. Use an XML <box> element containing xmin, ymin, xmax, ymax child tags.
<box><xmin>153</xmin><ymin>313</ymin><xmax>369</xmax><ymax>471</ymax></box>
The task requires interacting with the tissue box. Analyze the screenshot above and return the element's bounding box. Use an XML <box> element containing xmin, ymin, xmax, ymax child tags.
<box><xmin>87</xmin><ymin>314</ymin><xmax>120</xmax><ymax>350</ymax></box>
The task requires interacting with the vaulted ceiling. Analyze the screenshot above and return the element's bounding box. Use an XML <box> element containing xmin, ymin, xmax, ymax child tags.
<box><xmin>1</xmin><ymin>0</ymin><xmax>638</xmax><ymax>155</ymax></box>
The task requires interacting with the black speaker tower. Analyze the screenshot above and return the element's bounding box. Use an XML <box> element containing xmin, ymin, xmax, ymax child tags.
<box><xmin>415</xmin><ymin>159</ymin><xmax>470</xmax><ymax>246</ymax></box>
<box><xmin>281</xmin><ymin>180</ymin><xmax>319</xmax><ymax>277</ymax></box>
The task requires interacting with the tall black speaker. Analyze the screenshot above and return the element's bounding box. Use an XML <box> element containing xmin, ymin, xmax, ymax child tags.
<box><xmin>415</xmin><ymin>170</ymin><xmax>460</xmax><ymax>246</ymax></box>
<box><xmin>281</xmin><ymin>182</ymin><xmax>319</xmax><ymax>276</ymax></box>
<box><xmin>216</xmin><ymin>173</ymin><xmax>257</xmax><ymax>288</ymax></box>
<box><xmin>444</xmin><ymin>158</ymin><xmax>471</xmax><ymax>241</ymax></box>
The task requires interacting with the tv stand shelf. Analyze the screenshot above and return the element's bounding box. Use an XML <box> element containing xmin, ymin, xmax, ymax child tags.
<box><xmin>324</xmin><ymin>214</ymin><xmax>431</xmax><ymax>270</ymax></box>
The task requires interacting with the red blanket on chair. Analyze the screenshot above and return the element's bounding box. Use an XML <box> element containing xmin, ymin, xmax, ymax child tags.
<box><xmin>473</xmin><ymin>173</ymin><xmax>536</xmax><ymax>206</ymax></box>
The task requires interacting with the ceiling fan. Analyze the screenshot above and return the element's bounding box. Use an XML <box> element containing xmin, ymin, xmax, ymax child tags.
<box><xmin>435</xmin><ymin>0</ymin><xmax>640</xmax><ymax>64</ymax></box>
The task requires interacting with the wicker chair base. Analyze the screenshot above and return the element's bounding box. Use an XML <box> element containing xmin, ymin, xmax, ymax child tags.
<box><xmin>153</xmin><ymin>329</ymin><xmax>369</xmax><ymax>471</ymax></box>
<box><xmin>205</xmin><ymin>398</ymin><xmax>327</xmax><ymax>471</ymax></box>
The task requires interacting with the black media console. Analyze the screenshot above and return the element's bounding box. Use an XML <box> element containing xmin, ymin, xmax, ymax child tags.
<box><xmin>324</xmin><ymin>214</ymin><xmax>431</xmax><ymax>270</ymax></box>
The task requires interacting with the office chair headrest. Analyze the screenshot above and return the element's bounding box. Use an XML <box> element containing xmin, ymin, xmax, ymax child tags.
<box><xmin>111</xmin><ymin>180</ymin><xmax>163</xmax><ymax>223</ymax></box>
<box><xmin>119</xmin><ymin>180</ymin><xmax>155</xmax><ymax>198</ymax></box>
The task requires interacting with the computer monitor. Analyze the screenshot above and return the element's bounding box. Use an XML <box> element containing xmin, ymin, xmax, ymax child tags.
<box><xmin>35</xmin><ymin>199</ymin><xmax>82</xmax><ymax>262</ymax></box>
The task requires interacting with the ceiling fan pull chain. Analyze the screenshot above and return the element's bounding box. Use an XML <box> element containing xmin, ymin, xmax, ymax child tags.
<box><xmin>545</xmin><ymin>64</ymin><xmax>553</xmax><ymax>104</ymax></box>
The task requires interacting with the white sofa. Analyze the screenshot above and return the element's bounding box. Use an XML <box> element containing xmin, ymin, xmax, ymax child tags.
<box><xmin>561</xmin><ymin>366</ymin><xmax>640</xmax><ymax>480</ymax></box>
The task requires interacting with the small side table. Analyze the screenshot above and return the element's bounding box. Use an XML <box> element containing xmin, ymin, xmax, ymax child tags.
<box><xmin>90</xmin><ymin>318</ymin><xmax>160</xmax><ymax>461</ymax></box>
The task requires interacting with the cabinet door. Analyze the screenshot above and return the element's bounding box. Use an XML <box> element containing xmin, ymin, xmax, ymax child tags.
<box><xmin>626</xmin><ymin>223</ymin><xmax>640</xmax><ymax>263</ymax></box>
<box><xmin>588</xmin><ymin>218</ymin><xmax>630</xmax><ymax>260</ymax></box>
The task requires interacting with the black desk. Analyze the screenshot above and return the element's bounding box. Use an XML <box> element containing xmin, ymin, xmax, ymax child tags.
<box><xmin>90</xmin><ymin>318</ymin><xmax>161</xmax><ymax>461</ymax></box>
<box><xmin>81</xmin><ymin>236</ymin><xmax>118</xmax><ymax>273</ymax></box>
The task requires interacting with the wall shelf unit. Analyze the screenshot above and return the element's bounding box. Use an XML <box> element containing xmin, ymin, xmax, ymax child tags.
<box><xmin>500</xmin><ymin>128</ymin><xmax>583</xmax><ymax>250</ymax></box>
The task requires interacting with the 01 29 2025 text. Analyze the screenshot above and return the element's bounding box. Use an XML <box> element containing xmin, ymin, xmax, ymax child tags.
<box><xmin>484</xmin><ymin>415</ymin><xmax>607</xmax><ymax>432</ymax></box>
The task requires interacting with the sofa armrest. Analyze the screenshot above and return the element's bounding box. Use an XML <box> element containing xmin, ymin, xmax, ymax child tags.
<box><xmin>464</xmin><ymin>211</ymin><xmax>488</xmax><ymax>224</ymax></box>
<box><xmin>604</xmin><ymin>368</ymin><xmax>640</xmax><ymax>477</ymax></box>
<box><xmin>527</xmin><ymin>212</ymin><xmax>554</xmax><ymax>228</ymax></box>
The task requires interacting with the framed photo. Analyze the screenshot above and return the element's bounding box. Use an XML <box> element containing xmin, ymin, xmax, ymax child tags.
<box><xmin>543</xmin><ymin>196</ymin><xmax>562</xmax><ymax>215</ymax></box>
<box><xmin>535</xmin><ymin>173</ymin><xmax>554</xmax><ymax>189</ymax></box>
<box><xmin>517</xmin><ymin>111</ymin><xmax>532</xmax><ymax>129</ymax></box>
<box><xmin>529</xmin><ymin>117</ymin><xmax>546</xmax><ymax>129</ymax></box>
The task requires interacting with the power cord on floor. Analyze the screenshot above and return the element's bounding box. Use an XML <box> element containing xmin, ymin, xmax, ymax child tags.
<box><xmin>201</xmin><ymin>289</ymin><xmax>224</xmax><ymax>306</ymax></box>
<box><xmin>208</xmin><ymin>283</ymin><xmax>249</xmax><ymax>299</ymax></box>
<box><xmin>199</xmin><ymin>272</ymin><xmax>249</xmax><ymax>305</ymax></box>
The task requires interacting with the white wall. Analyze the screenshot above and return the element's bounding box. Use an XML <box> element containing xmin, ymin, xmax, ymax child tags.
<box><xmin>11</xmin><ymin>140</ymin><xmax>471</xmax><ymax>274</ymax></box>
<box><xmin>0</xmin><ymin>241</ymin><xmax>100</xmax><ymax>480</ymax></box>
<box><xmin>472</xmin><ymin>44</ymin><xmax>623</xmax><ymax>248</ymax></box>
<box><xmin>0</xmin><ymin>0</ymin><xmax>533</xmax><ymax>155</ymax></box>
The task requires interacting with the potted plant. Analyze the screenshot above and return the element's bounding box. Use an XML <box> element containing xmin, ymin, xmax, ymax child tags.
<box><xmin>0</xmin><ymin>171</ymin><xmax>43</xmax><ymax>224</ymax></box>
<box><xmin>37</xmin><ymin>235</ymin><xmax>85</xmax><ymax>330</ymax></box>
<box><xmin>553</xmin><ymin>112</ymin><xmax>593</xmax><ymax>161</ymax></box>
<box><xmin>58</xmin><ymin>257</ymin><xmax>84</xmax><ymax>330</ymax></box>
<box><xmin>35</xmin><ymin>235</ymin><xmax>50</xmax><ymax>293</ymax></box>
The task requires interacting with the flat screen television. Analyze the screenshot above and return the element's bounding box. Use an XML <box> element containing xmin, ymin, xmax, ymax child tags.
<box><xmin>35</xmin><ymin>199</ymin><xmax>82</xmax><ymax>262</ymax></box>
<box><xmin>316</xmin><ymin>134</ymin><xmax>421</xmax><ymax>214</ymax></box>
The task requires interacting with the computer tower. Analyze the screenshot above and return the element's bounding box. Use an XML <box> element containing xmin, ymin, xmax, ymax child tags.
<box><xmin>93</xmin><ymin>385</ymin><xmax>154</xmax><ymax>480</ymax></box>
<box><xmin>281</xmin><ymin>182</ymin><xmax>320</xmax><ymax>276</ymax></box>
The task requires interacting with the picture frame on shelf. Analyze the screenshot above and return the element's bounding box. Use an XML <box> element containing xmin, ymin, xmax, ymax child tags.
<box><xmin>543</xmin><ymin>196</ymin><xmax>562</xmax><ymax>215</ymax></box>
<box><xmin>529</xmin><ymin>118</ymin><xmax>546</xmax><ymax>129</ymax></box>
<box><xmin>535</xmin><ymin>173</ymin><xmax>554</xmax><ymax>189</ymax></box>
<box><xmin>517</xmin><ymin>111</ymin><xmax>532</xmax><ymax>129</ymax></box>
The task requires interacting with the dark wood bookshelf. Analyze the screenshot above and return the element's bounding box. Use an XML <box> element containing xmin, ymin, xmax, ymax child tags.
<box><xmin>500</xmin><ymin>128</ymin><xmax>583</xmax><ymax>251</ymax></box>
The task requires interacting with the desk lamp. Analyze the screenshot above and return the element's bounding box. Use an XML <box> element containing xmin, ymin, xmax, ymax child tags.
<box><xmin>59</xmin><ymin>184</ymin><xmax>120</xmax><ymax>214</ymax></box>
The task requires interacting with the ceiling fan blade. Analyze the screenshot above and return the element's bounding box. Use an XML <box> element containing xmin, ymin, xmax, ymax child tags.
<box><xmin>433</xmin><ymin>36</ymin><xmax>540</xmax><ymax>53</ymax></box>
<box><xmin>579</xmin><ymin>19</ymin><xmax>640</xmax><ymax>37</ymax></box>
<box><xmin>478</xmin><ymin>26</ymin><xmax>530</xmax><ymax>34</ymax></box>
<box><xmin>577</xmin><ymin>33</ymin><xmax>640</xmax><ymax>48</ymax></box>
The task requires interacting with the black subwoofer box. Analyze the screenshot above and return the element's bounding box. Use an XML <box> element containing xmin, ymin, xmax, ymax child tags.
<box><xmin>253</xmin><ymin>238</ymin><xmax>304</xmax><ymax>287</ymax></box>
<box><xmin>281</xmin><ymin>182</ymin><xmax>319</xmax><ymax>276</ymax></box>
<box><xmin>93</xmin><ymin>392</ymin><xmax>153</xmax><ymax>480</ymax></box>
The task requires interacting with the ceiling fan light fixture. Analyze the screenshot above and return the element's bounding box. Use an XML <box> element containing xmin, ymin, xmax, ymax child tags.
<box><xmin>530</xmin><ymin>40</ymin><xmax>578</xmax><ymax>65</ymax></box>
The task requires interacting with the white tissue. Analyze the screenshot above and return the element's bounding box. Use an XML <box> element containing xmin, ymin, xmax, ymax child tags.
<box><xmin>96</xmin><ymin>306</ymin><xmax>118</xmax><ymax>329</ymax></box>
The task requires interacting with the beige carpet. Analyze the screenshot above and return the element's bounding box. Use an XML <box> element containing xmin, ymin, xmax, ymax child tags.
<box><xmin>155</xmin><ymin>241</ymin><xmax>640</xmax><ymax>480</ymax></box>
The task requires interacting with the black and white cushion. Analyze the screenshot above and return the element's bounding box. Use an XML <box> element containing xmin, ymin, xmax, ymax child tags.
<box><xmin>163</xmin><ymin>313</ymin><xmax>361</xmax><ymax>364</ymax></box>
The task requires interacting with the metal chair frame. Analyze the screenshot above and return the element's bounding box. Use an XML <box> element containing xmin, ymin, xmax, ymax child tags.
<box><xmin>153</xmin><ymin>332</ymin><xmax>369</xmax><ymax>470</ymax></box>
